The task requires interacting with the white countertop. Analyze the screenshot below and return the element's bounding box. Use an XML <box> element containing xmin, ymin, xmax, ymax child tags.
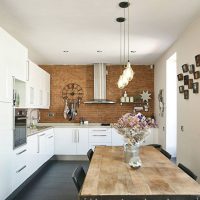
<box><xmin>37</xmin><ymin>123</ymin><xmax>112</xmax><ymax>128</ymax></box>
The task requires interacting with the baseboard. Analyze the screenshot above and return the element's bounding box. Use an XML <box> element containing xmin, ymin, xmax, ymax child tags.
<box><xmin>54</xmin><ymin>155</ymin><xmax>88</xmax><ymax>161</ymax></box>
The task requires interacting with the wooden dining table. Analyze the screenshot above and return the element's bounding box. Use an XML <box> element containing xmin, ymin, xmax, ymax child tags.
<box><xmin>80</xmin><ymin>146</ymin><xmax>200</xmax><ymax>200</ymax></box>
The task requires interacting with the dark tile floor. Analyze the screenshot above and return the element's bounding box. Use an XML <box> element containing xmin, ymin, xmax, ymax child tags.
<box><xmin>13</xmin><ymin>161</ymin><xmax>89</xmax><ymax>200</ymax></box>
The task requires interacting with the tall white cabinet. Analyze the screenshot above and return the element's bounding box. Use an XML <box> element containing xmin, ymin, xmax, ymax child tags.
<box><xmin>0</xmin><ymin>27</ymin><xmax>28</xmax><ymax>103</ymax></box>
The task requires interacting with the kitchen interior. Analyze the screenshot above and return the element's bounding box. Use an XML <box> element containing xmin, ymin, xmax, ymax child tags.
<box><xmin>1</xmin><ymin>0</ymin><xmax>200</xmax><ymax>200</ymax></box>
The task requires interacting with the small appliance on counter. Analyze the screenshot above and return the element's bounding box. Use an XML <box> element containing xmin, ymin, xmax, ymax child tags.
<box><xmin>13</xmin><ymin>108</ymin><xmax>27</xmax><ymax>149</ymax></box>
<box><xmin>101</xmin><ymin>123</ymin><xmax>110</xmax><ymax>126</ymax></box>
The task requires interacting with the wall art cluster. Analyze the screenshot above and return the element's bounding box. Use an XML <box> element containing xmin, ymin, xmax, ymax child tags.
<box><xmin>177</xmin><ymin>54</ymin><xmax>200</xmax><ymax>99</ymax></box>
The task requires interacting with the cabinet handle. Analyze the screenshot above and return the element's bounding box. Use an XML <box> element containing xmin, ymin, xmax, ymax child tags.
<box><xmin>48</xmin><ymin>136</ymin><xmax>53</xmax><ymax>139</ymax></box>
<box><xmin>92</xmin><ymin>134</ymin><xmax>107</xmax><ymax>137</ymax></box>
<box><xmin>16</xmin><ymin>149</ymin><xmax>27</xmax><ymax>155</ymax></box>
<box><xmin>39</xmin><ymin>133</ymin><xmax>45</xmax><ymax>137</ymax></box>
<box><xmin>75</xmin><ymin>130</ymin><xmax>78</xmax><ymax>143</ymax></box>
<box><xmin>77</xmin><ymin>130</ymin><xmax>79</xmax><ymax>143</ymax></box>
<box><xmin>16</xmin><ymin>165</ymin><xmax>26</xmax><ymax>173</ymax></box>
<box><xmin>91</xmin><ymin>130</ymin><xmax>107</xmax><ymax>132</ymax></box>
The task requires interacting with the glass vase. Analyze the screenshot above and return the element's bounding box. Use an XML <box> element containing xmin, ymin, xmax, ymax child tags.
<box><xmin>124</xmin><ymin>144</ymin><xmax>141</xmax><ymax>168</ymax></box>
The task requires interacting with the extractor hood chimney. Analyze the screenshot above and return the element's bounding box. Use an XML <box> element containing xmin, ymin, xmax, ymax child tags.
<box><xmin>84</xmin><ymin>63</ymin><xmax>115</xmax><ymax>104</ymax></box>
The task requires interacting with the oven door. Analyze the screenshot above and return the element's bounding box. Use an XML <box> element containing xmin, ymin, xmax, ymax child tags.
<box><xmin>14</xmin><ymin>117</ymin><xmax>27</xmax><ymax>149</ymax></box>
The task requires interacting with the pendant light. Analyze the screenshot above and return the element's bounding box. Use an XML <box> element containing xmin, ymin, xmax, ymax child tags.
<box><xmin>117</xmin><ymin>0</ymin><xmax>135</xmax><ymax>89</ymax></box>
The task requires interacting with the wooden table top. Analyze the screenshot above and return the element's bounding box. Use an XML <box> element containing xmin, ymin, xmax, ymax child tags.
<box><xmin>80</xmin><ymin>146</ymin><xmax>200</xmax><ymax>199</ymax></box>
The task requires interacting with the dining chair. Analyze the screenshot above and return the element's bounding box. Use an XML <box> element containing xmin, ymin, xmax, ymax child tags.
<box><xmin>178</xmin><ymin>163</ymin><xmax>197</xmax><ymax>181</ymax></box>
<box><xmin>87</xmin><ymin>149</ymin><xmax>94</xmax><ymax>162</ymax></box>
<box><xmin>147</xmin><ymin>144</ymin><xmax>162</xmax><ymax>149</ymax></box>
<box><xmin>160</xmin><ymin>148</ymin><xmax>172</xmax><ymax>160</ymax></box>
<box><xmin>72</xmin><ymin>166</ymin><xmax>86</xmax><ymax>192</ymax></box>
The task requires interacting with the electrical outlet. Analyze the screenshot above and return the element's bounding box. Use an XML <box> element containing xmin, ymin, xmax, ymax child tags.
<box><xmin>48</xmin><ymin>112</ymin><xmax>55</xmax><ymax>117</ymax></box>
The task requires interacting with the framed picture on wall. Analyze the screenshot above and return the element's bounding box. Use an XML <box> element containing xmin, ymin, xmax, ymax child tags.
<box><xmin>177</xmin><ymin>73</ymin><xmax>183</xmax><ymax>81</ymax></box>
<box><xmin>184</xmin><ymin>90</ymin><xmax>189</xmax><ymax>99</ymax></box>
<box><xmin>194</xmin><ymin>71</ymin><xmax>200</xmax><ymax>79</ymax></box>
<box><xmin>188</xmin><ymin>79</ymin><xmax>193</xmax><ymax>89</ymax></box>
<box><xmin>193</xmin><ymin>82</ymin><xmax>199</xmax><ymax>93</ymax></box>
<box><xmin>184</xmin><ymin>75</ymin><xmax>189</xmax><ymax>85</ymax></box>
<box><xmin>189</xmin><ymin>64</ymin><xmax>195</xmax><ymax>74</ymax></box>
<box><xmin>195</xmin><ymin>54</ymin><xmax>200</xmax><ymax>67</ymax></box>
<box><xmin>179</xmin><ymin>86</ymin><xmax>184</xmax><ymax>93</ymax></box>
<box><xmin>182</xmin><ymin>64</ymin><xmax>189</xmax><ymax>73</ymax></box>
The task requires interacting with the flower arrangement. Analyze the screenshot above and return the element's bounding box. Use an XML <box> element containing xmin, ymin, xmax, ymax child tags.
<box><xmin>113</xmin><ymin>112</ymin><xmax>157</xmax><ymax>146</ymax></box>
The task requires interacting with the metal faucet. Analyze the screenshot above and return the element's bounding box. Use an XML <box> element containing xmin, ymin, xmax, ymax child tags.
<box><xmin>29</xmin><ymin>109</ymin><xmax>40</xmax><ymax>128</ymax></box>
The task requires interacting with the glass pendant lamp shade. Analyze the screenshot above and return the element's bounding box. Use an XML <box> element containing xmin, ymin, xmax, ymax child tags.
<box><xmin>117</xmin><ymin>75</ymin><xmax>125</xmax><ymax>89</ymax></box>
<box><xmin>118</xmin><ymin>74</ymin><xmax>129</xmax><ymax>89</ymax></box>
<box><xmin>123</xmin><ymin>61</ymin><xmax>134</xmax><ymax>81</ymax></box>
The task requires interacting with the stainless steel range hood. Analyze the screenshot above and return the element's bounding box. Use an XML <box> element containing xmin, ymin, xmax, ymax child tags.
<box><xmin>84</xmin><ymin>63</ymin><xmax>115</xmax><ymax>104</ymax></box>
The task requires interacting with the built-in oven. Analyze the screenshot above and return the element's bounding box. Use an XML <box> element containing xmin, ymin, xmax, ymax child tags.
<box><xmin>13</xmin><ymin>109</ymin><xmax>27</xmax><ymax>149</ymax></box>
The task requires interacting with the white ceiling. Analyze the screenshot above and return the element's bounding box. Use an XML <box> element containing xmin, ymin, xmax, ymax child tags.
<box><xmin>0</xmin><ymin>0</ymin><xmax>200</xmax><ymax>65</ymax></box>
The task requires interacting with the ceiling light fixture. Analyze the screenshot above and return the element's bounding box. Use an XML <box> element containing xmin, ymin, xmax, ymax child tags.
<box><xmin>117</xmin><ymin>0</ymin><xmax>135</xmax><ymax>89</ymax></box>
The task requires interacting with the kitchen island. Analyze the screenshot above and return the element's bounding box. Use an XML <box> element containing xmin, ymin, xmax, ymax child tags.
<box><xmin>80</xmin><ymin>146</ymin><xmax>200</xmax><ymax>200</ymax></box>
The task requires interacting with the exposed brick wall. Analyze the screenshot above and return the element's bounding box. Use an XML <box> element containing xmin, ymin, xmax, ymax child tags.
<box><xmin>39</xmin><ymin>65</ymin><xmax>154</xmax><ymax>123</ymax></box>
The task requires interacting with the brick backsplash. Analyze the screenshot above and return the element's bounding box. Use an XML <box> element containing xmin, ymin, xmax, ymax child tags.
<box><xmin>39</xmin><ymin>65</ymin><xmax>154</xmax><ymax>123</ymax></box>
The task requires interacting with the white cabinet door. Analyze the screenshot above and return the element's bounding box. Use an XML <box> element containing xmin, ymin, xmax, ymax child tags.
<box><xmin>76</xmin><ymin>128</ymin><xmax>89</xmax><ymax>155</ymax></box>
<box><xmin>37</xmin><ymin>132</ymin><xmax>47</xmax><ymax>166</ymax></box>
<box><xmin>0</xmin><ymin>129</ymin><xmax>13</xmax><ymax>200</ymax></box>
<box><xmin>54</xmin><ymin>128</ymin><xmax>76</xmax><ymax>155</ymax></box>
<box><xmin>0</xmin><ymin>27</ymin><xmax>27</xmax><ymax>82</ymax></box>
<box><xmin>45</xmin><ymin>128</ymin><xmax>54</xmax><ymax>160</ymax></box>
<box><xmin>27</xmin><ymin>134</ymin><xmax>39</xmax><ymax>177</ymax></box>
<box><xmin>111</xmin><ymin>128</ymin><xmax>124</xmax><ymax>146</ymax></box>
<box><xmin>26</xmin><ymin>60</ymin><xmax>50</xmax><ymax>109</ymax></box>
<box><xmin>0</xmin><ymin>28</ymin><xmax>13</xmax><ymax>102</ymax></box>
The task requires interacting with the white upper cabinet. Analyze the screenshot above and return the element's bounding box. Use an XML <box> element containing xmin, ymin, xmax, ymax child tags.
<box><xmin>26</xmin><ymin>60</ymin><xmax>50</xmax><ymax>109</ymax></box>
<box><xmin>0</xmin><ymin>27</ymin><xmax>28</xmax><ymax>81</ymax></box>
<box><xmin>0</xmin><ymin>27</ymin><xmax>28</xmax><ymax>103</ymax></box>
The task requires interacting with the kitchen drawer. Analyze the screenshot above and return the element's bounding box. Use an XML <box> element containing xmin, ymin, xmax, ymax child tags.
<box><xmin>89</xmin><ymin>128</ymin><xmax>111</xmax><ymax>143</ymax></box>
<box><xmin>12</xmin><ymin>163</ymin><xmax>28</xmax><ymax>191</ymax></box>
<box><xmin>13</xmin><ymin>145</ymin><xmax>27</xmax><ymax>169</ymax></box>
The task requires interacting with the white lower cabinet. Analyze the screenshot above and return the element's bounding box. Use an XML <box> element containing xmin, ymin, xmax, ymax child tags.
<box><xmin>27</xmin><ymin>128</ymin><xmax>54</xmax><ymax>178</ymax></box>
<box><xmin>27</xmin><ymin>134</ymin><xmax>38</xmax><ymax>177</ymax></box>
<box><xmin>12</xmin><ymin>145</ymin><xmax>28</xmax><ymax>191</ymax></box>
<box><xmin>54</xmin><ymin>128</ymin><xmax>89</xmax><ymax>155</ymax></box>
<box><xmin>111</xmin><ymin>128</ymin><xmax>124</xmax><ymax>146</ymax></box>
<box><xmin>88</xmin><ymin>128</ymin><xmax>112</xmax><ymax>150</ymax></box>
<box><xmin>141</xmin><ymin>128</ymin><xmax>158</xmax><ymax>146</ymax></box>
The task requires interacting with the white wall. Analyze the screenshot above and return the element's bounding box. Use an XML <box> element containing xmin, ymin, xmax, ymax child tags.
<box><xmin>154</xmin><ymin>16</ymin><xmax>200</xmax><ymax>182</ymax></box>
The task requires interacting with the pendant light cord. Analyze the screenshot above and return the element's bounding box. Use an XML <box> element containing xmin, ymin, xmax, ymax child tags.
<box><xmin>120</xmin><ymin>22</ymin><xmax>122</xmax><ymax>64</ymax></box>
<box><xmin>128</xmin><ymin>0</ymin><xmax>130</xmax><ymax>61</ymax></box>
<box><xmin>123</xmin><ymin>8</ymin><xmax>126</xmax><ymax>67</ymax></box>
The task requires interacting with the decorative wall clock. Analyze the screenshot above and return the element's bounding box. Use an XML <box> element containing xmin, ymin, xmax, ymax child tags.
<box><xmin>62</xmin><ymin>83</ymin><xmax>83</xmax><ymax>101</ymax></box>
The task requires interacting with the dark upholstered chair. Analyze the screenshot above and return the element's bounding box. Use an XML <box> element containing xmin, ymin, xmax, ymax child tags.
<box><xmin>87</xmin><ymin>149</ymin><xmax>94</xmax><ymax>162</ymax></box>
<box><xmin>72</xmin><ymin>166</ymin><xmax>86</xmax><ymax>192</ymax></box>
<box><xmin>160</xmin><ymin>148</ymin><xmax>172</xmax><ymax>160</ymax></box>
<box><xmin>147</xmin><ymin>144</ymin><xmax>162</xmax><ymax>149</ymax></box>
<box><xmin>178</xmin><ymin>163</ymin><xmax>197</xmax><ymax>181</ymax></box>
